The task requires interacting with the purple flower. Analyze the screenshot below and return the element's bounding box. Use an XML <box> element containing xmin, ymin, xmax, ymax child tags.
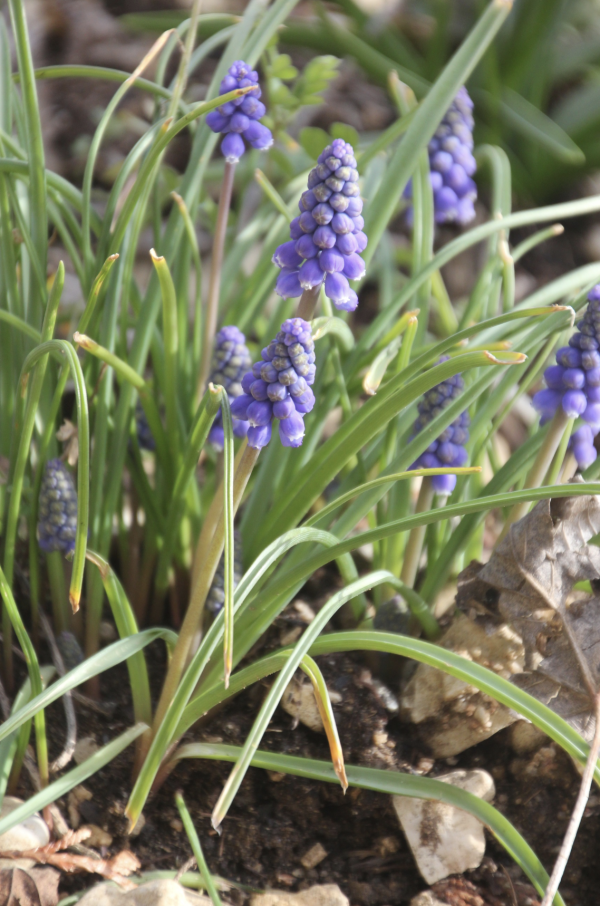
<box><xmin>38</xmin><ymin>459</ymin><xmax>78</xmax><ymax>555</ymax></box>
<box><xmin>409</xmin><ymin>361</ymin><xmax>470</xmax><ymax>495</ymax></box>
<box><xmin>532</xmin><ymin>285</ymin><xmax>600</xmax><ymax>469</ymax></box>
<box><xmin>231</xmin><ymin>318</ymin><xmax>316</xmax><ymax>449</ymax></box>
<box><xmin>272</xmin><ymin>138</ymin><xmax>366</xmax><ymax>312</ymax></box>
<box><xmin>135</xmin><ymin>401</ymin><xmax>155</xmax><ymax>452</ymax></box>
<box><xmin>206</xmin><ymin>60</ymin><xmax>273</xmax><ymax>162</ymax></box>
<box><xmin>404</xmin><ymin>87</ymin><xmax>477</xmax><ymax>226</ymax></box>
<box><xmin>208</xmin><ymin>326</ymin><xmax>252</xmax><ymax>449</ymax></box>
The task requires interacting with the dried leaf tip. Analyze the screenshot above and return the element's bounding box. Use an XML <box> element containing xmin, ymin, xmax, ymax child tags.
<box><xmin>149</xmin><ymin>248</ymin><xmax>164</xmax><ymax>263</ymax></box>
<box><xmin>69</xmin><ymin>590</ymin><xmax>80</xmax><ymax>614</ymax></box>
<box><xmin>484</xmin><ymin>350</ymin><xmax>527</xmax><ymax>364</ymax></box>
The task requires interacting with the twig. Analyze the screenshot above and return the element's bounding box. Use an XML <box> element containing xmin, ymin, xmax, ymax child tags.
<box><xmin>540</xmin><ymin>692</ymin><xmax>600</xmax><ymax>906</ymax></box>
<box><xmin>174</xmin><ymin>855</ymin><xmax>197</xmax><ymax>882</ymax></box>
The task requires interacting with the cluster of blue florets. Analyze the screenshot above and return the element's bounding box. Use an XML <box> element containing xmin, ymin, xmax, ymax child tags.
<box><xmin>206</xmin><ymin>60</ymin><xmax>273</xmax><ymax>163</ymax></box>
<box><xmin>532</xmin><ymin>285</ymin><xmax>600</xmax><ymax>469</ymax></box>
<box><xmin>135</xmin><ymin>401</ymin><xmax>156</xmax><ymax>452</ymax></box>
<box><xmin>208</xmin><ymin>326</ymin><xmax>252</xmax><ymax>449</ymax></box>
<box><xmin>273</xmin><ymin>139</ymin><xmax>366</xmax><ymax>312</ymax></box>
<box><xmin>38</xmin><ymin>459</ymin><xmax>78</xmax><ymax>555</ymax></box>
<box><xmin>231</xmin><ymin>318</ymin><xmax>316</xmax><ymax>449</ymax></box>
<box><xmin>405</xmin><ymin>87</ymin><xmax>477</xmax><ymax>226</ymax></box>
<box><xmin>410</xmin><ymin>362</ymin><xmax>470</xmax><ymax>494</ymax></box>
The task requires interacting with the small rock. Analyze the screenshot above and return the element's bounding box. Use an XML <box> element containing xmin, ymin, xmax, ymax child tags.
<box><xmin>129</xmin><ymin>813</ymin><xmax>146</xmax><ymax>837</ymax></box>
<box><xmin>250</xmin><ymin>885</ymin><xmax>349</xmax><ymax>906</ymax></box>
<box><xmin>281</xmin><ymin>678</ymin><xmax>341</xmax><ymax>733</ymax></box>
<box><xmin>410</xmin><ymin>893</ymin><xmax>448</xmax><ymax>906</ymax></box>
<box><xmin>85</xmin><ymin>824</ymin><xmax>113</xmax><ymax>848</ymax></box>
<box><xmin>300</xmin><ymin>843</ymin><xmax>328</xmax><ymax>869</ymax></box>
<box><xmin>68</xmin><ymin>785</ymin><xmax>93</xmax><ymax>829</ymax></box>
<box><xmin>99</xmin><ymin>621</ymin><xmax>117</xmax><ymax>642</ymax></box>
<box><xmin>78</xmin><ymin>879</ymin><xmax>213</xmax><ymax>905</ymax></box>
<box><xmin>294</xmin><ymin>601</ymin><xmax>315</xmax><ymax>623</ymax></box>
<box><xmin>74</xmin><ymin>736</ymin><xmax>100</xmax><ymax>764</ymax></box>
<box><xmin>508</xmin><ymin>719</ymin><xmax>548</xmax><ymax>756</ymax></box>
<box><xmin>375</xmin><ymin>836</ymin><xmax>399</xmax><ymax>855</ymax></box>
<box><xmin>170</xmin><ymin>818</ymin><xmax>183</xmax><ymax>832</ymax></box>
<box><xmin>401</xmin><ymin>615</ymin><xmax>524</xmax><ymax>757</ymax></box>
<box><xmin>393</xmin><ymin>769</ymin><xmax>495</xmax><ymax>885</ymax></box>
<box><xmin>0</xmin><ymin>796</ymin><xmax>50</xmax><ymax>857</ymax></box>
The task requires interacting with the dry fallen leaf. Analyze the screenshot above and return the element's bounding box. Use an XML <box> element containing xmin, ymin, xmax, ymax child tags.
<box><xmin>0</xmin><ymin>866</ymin><xmax>59</xmax><ymax>906</ymax></box>
<box><xmin>457</xmin><ymin>485</ymin><xmax>600</xmax><ymax>742</ymax></box>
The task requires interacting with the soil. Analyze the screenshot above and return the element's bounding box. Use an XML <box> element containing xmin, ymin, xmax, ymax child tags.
<box><xmin>16</xmin><ymin>580</ymin><xmax>599</xmax><ymax>906</ymax></box>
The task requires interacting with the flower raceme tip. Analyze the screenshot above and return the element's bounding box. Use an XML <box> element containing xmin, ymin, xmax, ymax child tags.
<box><xmin>273</xmin><ymin>138</ymin><xmax>367</xmax><ymax>312</ymax></box>
<box><xmin>206</xmin><ymin>60</ymin><xmax>273</xmax><ymax>163</ymax></box>
<box><xmin>208</xmin><ymin>326</ymin><xmax>252</xmax><ymax>449</ymax></box>
<box><xmin>409</xmin><ymin>360</ymin><xmax>470</xmax><ymax>495</ymax></box>
<box><xmin>404</xmin><ymin>86</ymin><xmax>477</xmax><ymax>226</ymax></box>
<box><xmin>231</xmin><ymin>318</ymin><xmax>316</xmax><ymax>450</ymax></box>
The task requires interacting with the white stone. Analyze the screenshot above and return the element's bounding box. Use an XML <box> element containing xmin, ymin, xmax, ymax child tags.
<box><xmin>281</xmin><ymin>679</ymin><xmax>341</xmax><ymax>733</ymax></box>
<box><xmin>77</xmin><ymin>879</ymin><xmax>212</xmax><ymax>905</ymax></box>
<box><xmin>0</xmin><ymin>796</ymin><xmax>50</xmax><ymax>854</ymax></box>
<box><xmin>74</xmin><ymin>736</ymin><xmax>100</xmax><ymax>764</ymax></box>
<box><xmin>410</xmin><ymin>894</ymin><xmax>449</xmax><ymax>906</ymax></box>
<box><xmin>250</xmin><ymin>885</ymin><xmax>349</xmax><ymax>906</ymax></box>
<box><xmin>401</xmin><ymin>615</ymin><xmax>524</xmax><ymax>757</ymax></box>
<box><xmin>393</xmin><ymin>769</ymin><xmax>495</xmax><ymax>885</ymax></box>
<box><xmin>508</xmin><ymin>720</ymin><xmax>548</xmax><ymax>756</ymax></box>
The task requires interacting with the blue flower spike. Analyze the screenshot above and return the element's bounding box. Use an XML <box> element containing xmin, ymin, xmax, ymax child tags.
<box><xmin>410</xmin><ymin>359</ymin><xmax>470</xmax><ymax>495</ymax></box>
<box><xmin>231</xmin><ymin>318</ymin><xmax>316</xmax><ymax>450</ymax></box>
<box><xmin>135</xmin><ymin>401</ymin><xmax>156</xmax><ymax>452</ymax></box>
<box><xmin>272</xmin><ymin>138</ymin><xmax>367</xmax><ymax>312</ymax></box>
<box><xmin>38</xmin><ymin>459</ymin><xmax>78</xmax><ymax>556</ymax></box>
<box><xmin>405</xmin><ymin>86</ymin><xmax>477</xmax><ymax>226</ymax></box>
<box><xmin>206</xmin><ymin>60</ymin><xmax>273</xmax><ymax>163</ymax></box>
<box><xmin>532</xmin><ymin>284</ymin><xmax>600</xmax><ymax>470</ymax></box>
<box><xmin>208</xmin><ymin>325</ymin><xmax>253</xmax><ymax>449</ymax></box>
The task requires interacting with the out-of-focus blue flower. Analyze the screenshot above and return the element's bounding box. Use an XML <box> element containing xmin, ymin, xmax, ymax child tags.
<box><xmin>231</xmin><ymin>318</ymin><xmax>316</xmax><ymax>449</ymax></box>
<box><xmin>404</xmin><ymin>87</ymin><xmax>477</xmax><ymax>226</ymax></box>
<box><xmin>206</xmin><ymin>60</ymin><xmax>273</xmax><ymax>162</ymax></box>
<box><xmin>272</xmin><ymin>138</ymin><xmax>367</xmax><ymax>312</ymax></box>
<box><xmin>38</xmin><ymin>459</ymin><xmax>78</xmax><ymax>555</ymax></box>
<box><xmin>206</xmin><ymin>530</ymin><xmax>243</xmax><ymax>615</ymax></box>
<box><xmin>135</xmin><ymin>401</ymin><xmax>155</xmax><ymax>452</ymax></box>
<box><xmin>208</xmin><ymin>325</ymin><xmax>252</xmax><ymax>449</ymax></box>
<box><xmin>532</xmin><ymin>285</ymin><xmax>600</xmax><ymax>470</ymax></box>
<box><xmin>56</xmin><ymin>631</ymin><xmax>84</xmax><ymax>671</ymax></box>
<box><xmin>409</xmin><ymin>360</ymin><xmax>470</xmax><ymax>495</ymax></box>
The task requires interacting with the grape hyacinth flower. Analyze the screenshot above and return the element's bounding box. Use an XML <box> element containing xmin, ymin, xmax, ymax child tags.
<box><xmin>409</xmin><ymin>362</ymin><xmax>470</xmax><ymax>494</ymax></box>
<box><xmin>272</xmin><ymin>138</ymin><xmax>367</xmax><ymax>312</ymax></box>
<box><xmin>206</xmin><ymin>530</ymin><xmax>243</xmax><ymax>615</ymax></box>
<box><xmin>532</xmin><ymin>285</ymin><xmax>600</xmax><ymax>470</ymax></box>
<box><xmin>38</xmin><ymin>459</ymin><xmax>78</xmax><ymax>555</ymax></box>
<box><xmin>135</xmin><ymin>401</ymin><xmax>155</xmax><ymax>452</ymax></box>
<box><xmin>231</xmin><ymin>318</ymin><xmax>316</xmax><ymax>449</ymax></box>
<box><xmin>206</xmin><ymin>60</ymin><xmax>273</xmax><ymax>163</ymax></box>
<box><xmin>404</xmin><ymin>87</ymin><xmax>477</xmax><ymax>226</ymax></box>
<box><xmin>208</xmin><ymin>326</ymin><xmax>252</xmax><ymax>449</ymax></box>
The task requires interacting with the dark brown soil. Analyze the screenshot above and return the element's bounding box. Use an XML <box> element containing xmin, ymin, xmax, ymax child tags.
<box><xmin>23</xmin><ymin>589</ymin><xmax>597</xmax><ymax>906</ymax></box>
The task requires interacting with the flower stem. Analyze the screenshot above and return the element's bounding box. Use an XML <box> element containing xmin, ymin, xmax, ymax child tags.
<box><xmin>151</xmin><ymin>443</ymin><xmax>260</xmax><ymax>739</ymax></box>
<box><xmin>197</xmin><ymin>160</ymin><xmax>236</xmax><ymax>397</ymax></box>
<box><xmin>501</xmin><ymin>408</ymin><xmax>570</xmax><ymax>537</ymax></box>
<box><xmin>297</xmin><ymin>285</ymin><xmax>321</xmax><ymax>321</ymax></box>
<box><xmin>400</xmin><ymin>477</ymin><xmax>436</xmax><ymax>589</ymax></box>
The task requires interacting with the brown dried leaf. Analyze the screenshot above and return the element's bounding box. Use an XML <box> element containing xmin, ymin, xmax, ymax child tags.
<box><xmin>0</xmin><ymin>866</ymin><xmax>59</xmax><ymax>906</ymax></box>
<box><xmin>457</xmin><ymin>486</ymin><xmax>600</xmax><ymax>742</ymax></box>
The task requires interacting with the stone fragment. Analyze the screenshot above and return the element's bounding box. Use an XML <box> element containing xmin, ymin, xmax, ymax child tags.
<box><xmin>401</xmin><ymin>615</ymin><xmax>524</xmax><ymax>756</ymax></box>
<box><xmin>85</xmin><ymin>824</ymin><xmax>113</xmax><ymax>847</ymax></box>
<box><xmin>393</xmin><ymin>769</ymin><xmax>495</xmax><ymax>885</ymax></box>
<box><xmin>281</xmin><ymin>678</ymin><xmax>341</xmax><ymax>733</ymax></box>
<box><xmin>74</xmin><ymin>736</ymin><xmax>100</xmax><ymax>764</ymax></box>
<box><xmin>507</xmin><ymin>719</ymin><xmax>548</xmax><ymax>755</ymax></box>
<box><xmin>300</xmin><ymin>842</ymin><xmax>328</xmax><ymax>869</ymax></box>
<box><xmin>77</xmin><ymin>879</ymin><xmax>213</xmax><ymax>905</ymax></box>
<box><xmin>68</xmin><ymin>785</ymin><xmax>93</xmax><ymax>829</ymax></box>
<box><xmin>250</xmin><ymin>885</ymin><xmax>349</xmax><ymax>906</ymax></box>
<box><xmin>0</xmin><ymin>796</ymin><xmax>50</xmax><ymax>859</ymax></box>
<box><xmin>410</xmin><ymin>894</ymin><xmax>448</xmax><ymax>906</ymax></box>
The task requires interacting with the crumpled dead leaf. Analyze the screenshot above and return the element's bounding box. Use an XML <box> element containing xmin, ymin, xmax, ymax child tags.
<box><xmin>0</xmin><ymin>866</ymin><xmax>59</xmax><ymax>906</ymax></box>
<box><xmin>0</xmin><ymin>828</ymin><xmax>140</xmax><ymax>891</ymax></box>
<box><xmin>457</xmin><ymin>485</ymin><xmax>600</xmax><ymax>743</ymax></box>
<box><xmin>55</xmin><ymin>420</ymin><xmax>79</xmax><ymax>467</ymax></box>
